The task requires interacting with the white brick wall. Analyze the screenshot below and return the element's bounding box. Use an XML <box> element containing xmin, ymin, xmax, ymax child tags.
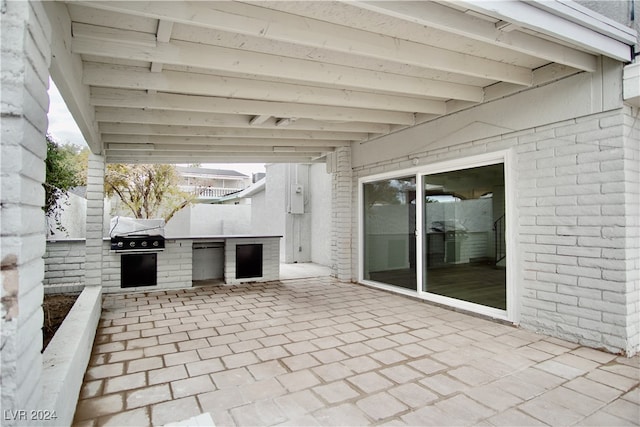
<box><xmin>331</xmin><ymin>146</ymin><xmax>354</xmax><ymax>281</ymax></box>
<box><xmin>45</xmin><ymin>236</ymin><xmax>283</xmax><ymax>291</ymax></box>
<box><xmin>353</xmin><ymin>107</ymin><xmax>640</xmax><ymax>355</ymax></box>
<box><xmin>43</xmin><ymin>240</ymin><xmax>85</xmax><ymax>287</ymax></box>
<box><xmin>101</xmin><ymin>240</ymin><xmax>193</xmax><ymax>292</ymax></box>
<box><xmin>0</xmin><ymin>1</ymin><xmax>51</xmax><ymax>422</ymax></box>
<box><xmin>517</xmin><ymin>108</ymin><xmax>639</xmax><ymax>354</ymax></box>
<box><xmin>84</xmin><ymin>154</ymin><xmax>105</xmax><ymax>287</ymax></box>
<box><xmin>622</xmin><ymin>106</ymin><xmax>640</xmax><ymax>353</ymax></box>
<box><xmin>224</xmin><ymin>237</ymin><xmax>280</xmax><ymax>284</ymax></box>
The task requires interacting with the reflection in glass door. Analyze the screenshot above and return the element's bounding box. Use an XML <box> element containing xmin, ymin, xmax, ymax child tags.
<box><xmin>363</xmin><ymin>176</ymin><xmax>416</xmax><ymax>290</ymax></box>
<box><xmin>422</xmin><ymin>163</ymin><xmax>506</xmax><ymax>309</ymax></box>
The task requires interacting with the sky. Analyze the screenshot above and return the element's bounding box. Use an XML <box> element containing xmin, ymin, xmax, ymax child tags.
<box><xmin>47</xmin><ymin>79</ymin><xmax>266</xmax><ymax>177</ymax></box>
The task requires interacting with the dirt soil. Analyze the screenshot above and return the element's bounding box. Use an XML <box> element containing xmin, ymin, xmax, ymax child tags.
<box><xmin>42</xmin><ymin>294</ymin><xmax>78</xmax><ymax>352</ymax></box>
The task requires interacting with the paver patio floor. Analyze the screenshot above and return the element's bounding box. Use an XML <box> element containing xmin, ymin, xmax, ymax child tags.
<box><xmin>74</xmin><ymin>277</ymin><xmax>639</xmax><ymax>426</ymax></box>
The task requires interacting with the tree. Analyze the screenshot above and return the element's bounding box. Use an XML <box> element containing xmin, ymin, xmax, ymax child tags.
<box><xmin>44</xmin><ymin>134</ymin><xmax>83</xmax><ymax>232</ymax></box>
<box><xmin>105</xmin><ymin>163</ymin><xmax>194</xmax><ymax>222</ymax></box>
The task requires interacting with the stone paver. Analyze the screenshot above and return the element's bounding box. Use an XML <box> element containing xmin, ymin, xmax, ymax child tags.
<box><xmin>74</xmin><ymin>277</ymin><xmax>640</xmax><ymax>426</ymax></box>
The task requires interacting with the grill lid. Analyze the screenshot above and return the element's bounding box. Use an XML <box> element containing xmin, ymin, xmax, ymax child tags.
<box><xmin>109</xmin><ymin>216</ymin><xmax>165</xmax><ymax>237</ymax></box>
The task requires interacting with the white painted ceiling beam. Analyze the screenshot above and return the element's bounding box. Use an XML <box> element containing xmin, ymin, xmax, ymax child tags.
<box><xmin>102</xmin><ymin>135</ymin><xmax>350</xmax><ymax>148</ymax></box>
<box><xmin>99</xmin><ymin>123</ymin><xmax>365</xmax><ymax>141</ymax></box>
<box><xmin>90</xmin><ymin>88</ymin><xmax>417</xmax><ymax>126</ymax></box>
<box><xmin>82</xmin><ymin>63</ymin><xmax>450</xmax><ymax>114</ymax></box>
<box><xmin>106</xmin><ymin>144</ymin><xmax>333</xmax><ymax>153</ymax></box>
<box><xmin>95</xmin><ymin>107</ymin><xmax>390</xmax><ymax>134</ymax></box>
<box><xmin>352</xmin><ymin>1</ymin><xmax>598</xmax><ymax>72</ymax></box>
<box><xmin>78</xmin><ymin>1</ymin><xmax>533</xmax><ymax>85</ymax></box>
<box><xmin>72</xmin><ymin>23</ymin><xmax>484</xmax><ymax>102</ymax></box>
<box><xmin>106</xmin><ymin>153</ymin><xmax>324</xmax><ymax>164</ymax></box>
<box><xmin>457</xmin><ymin>1</ymin><xmax>633</xmax><ymax>62</ymax></box>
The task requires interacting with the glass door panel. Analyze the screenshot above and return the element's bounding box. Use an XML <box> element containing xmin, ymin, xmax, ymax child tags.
<box><xmin>422</xmin><ymin>164</ymin><xmax>506</xmax><ymax>309</ymax></box>
<box><xmin>363</xmin><ymin>177</ymin><xmax>416</xmax><ymax>290</ymax></box>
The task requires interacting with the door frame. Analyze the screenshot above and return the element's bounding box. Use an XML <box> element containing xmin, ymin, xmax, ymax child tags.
<box><xmin>358</xmin><ymin>150</ymin><xmax>517</xmax><ymax>322</ymax></box>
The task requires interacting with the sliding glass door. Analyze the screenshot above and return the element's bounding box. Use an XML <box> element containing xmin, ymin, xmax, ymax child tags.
<box><xmin>361</xmin><ymin>159</ymin><xmax>508</xmax><ymax>314</ymax></box>
<box><xmin>422</xmin><ymin>163</ymin><xmax>506</xmax><ymax>309</ymax></box>
<box><xmin>363</xmin><ymin>176</ymin><xmax>416</xmax><ymax>290</ymax></box>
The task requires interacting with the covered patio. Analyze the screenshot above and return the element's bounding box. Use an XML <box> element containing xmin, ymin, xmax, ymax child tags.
<box><xmin>74</xmin><ymin>277</ymin><xmax>639</xmax><ymax>426</ymax></box>
<box><xmin>2</xmin><ymin>1</ymin><xmax>640</xmax><ymax>425</ymax></box>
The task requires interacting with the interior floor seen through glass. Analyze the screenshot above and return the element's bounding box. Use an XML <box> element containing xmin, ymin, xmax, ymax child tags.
<box><xmin>423</xmin><ymin>163</ymin><xmax>506</xmax><ymax>309</ymax></box>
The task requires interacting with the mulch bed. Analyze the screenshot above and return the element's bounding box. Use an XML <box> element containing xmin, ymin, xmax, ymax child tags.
<box><xmin>42</xmin><ymin>294</ymin><xmax>79</xmax><ymax>352</ymax></box>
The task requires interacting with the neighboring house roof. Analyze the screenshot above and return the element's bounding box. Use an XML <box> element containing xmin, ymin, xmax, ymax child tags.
<box><xmin>176</xmin><ymin>166</ymin><xmax>249</xmax><ymax>179</ymax></box>
<box><xmin>214</xmin><ymin>177</ymin><xmax>266</xmax><ymax>204</ymax></box>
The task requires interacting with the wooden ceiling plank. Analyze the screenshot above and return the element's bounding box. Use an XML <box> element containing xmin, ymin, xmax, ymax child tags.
<box><xmin>72</xmin><ymin>24</ymin><xmax>484</xmax><ymax>101</ymax></box>
<box><xmin>95</xmin><ymin>107</ymin><xmax>249</xmax><ymax>127</ymax></box>
<box><xmin>95</xmin><ymin>107</ymin><xmax>389</xmax><ymax>133</ymax></box>
<box><xmin>102</xmin><ymin>135</ymin><xmax>350</xmax><ymax>147</ymax></box>
<box><xmin>106</xmin><ymin>152</ymin><xmax>324</xmax><ymax>162</ymax></box>
<box><xmin>90</xmin><ymin>88</ymin><xmax>417</xmax><ymax>126</ymax></box>
<box><xmin>106</xmin><ymin>144</ymin><xmax>334</xmax><ymax>153</ymax></box>
<box><xmin>98</xmin><ymin>124</ymin><xmax>364</xmax><ymax>141</ymax></box>
<box><xmin>169</xmin><ymin>23</ymin><xmax>493</xmax><ymax>87</ymax></box>
<box><xmin>71</xmin><ymin>22</ymin><xmax>156</xmax><ymax>47</ymax></box>
<box><xmin>351</xmin><ymin>1</ymin><xmax>598</xmax><ymax>72</ymax></box>
<box><xmin>77</xmin><ymin>1</ymin><xmax>532</xmax><ymax>85</ymax></box>
<box><xmin>83</xmin><ymin>63</ymin><xmax>450</xmax><ymax>114</ymax></box>
<box><xmin>99</xmin><ymin>123</ymin><xmax>365</xmax><ymax>141</ymax></box>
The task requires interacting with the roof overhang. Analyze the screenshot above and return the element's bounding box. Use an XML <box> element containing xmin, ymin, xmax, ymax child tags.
<box><xmin>43</xmin><ymin>0</ymin><xmax>638</xmax><ymax>165</ymax></box>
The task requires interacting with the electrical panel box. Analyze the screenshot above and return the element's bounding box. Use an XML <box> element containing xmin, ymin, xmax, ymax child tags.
<box><xmin>290</xmin><ymin>184</ymin><xmax>304</xmax><ymax>214</ymax></box>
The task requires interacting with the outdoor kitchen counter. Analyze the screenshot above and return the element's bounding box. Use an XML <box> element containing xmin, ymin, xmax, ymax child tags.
<box><xmin>165</xmin><ymin>235</ymin><xmax>283</xmax><ymax>241</ymax></box>
<box><xmin>100</xmin><ymin>235</ymin><xmax>282</xmax><ymax>292</ymax></box>
<box><xmin>169</xmin><ymin>235</ymin><xmax>283</xmax><ymax>285</ymax></box>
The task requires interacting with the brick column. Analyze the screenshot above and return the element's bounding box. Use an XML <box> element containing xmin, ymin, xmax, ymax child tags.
<box><xmin>1</xmin><ymin>0</ymin><xmax>51</xmax><ymax>421</ymax></box>
<box><xmin>84</xmin><ymin>153</ymin><xmax>105</xmax><ymax>287</ymax></box>
<box><xmin>331</xmin><ymin>146</ymin><xmax>354</xmax><ymax>281</ymax></box>
<box><xmin>622</xmin><ymin>106</ymin><xmax>640</xmax><ymax>355</ymax></box>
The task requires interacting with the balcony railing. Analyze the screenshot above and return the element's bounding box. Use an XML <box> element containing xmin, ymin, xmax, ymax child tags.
<box><xmin>180</xmin><ymin>186</ymin><xmax>243</xmax><ymax>199</ymax></box>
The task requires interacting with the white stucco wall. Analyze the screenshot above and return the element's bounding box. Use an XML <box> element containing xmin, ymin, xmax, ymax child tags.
<box><xmin>164</xmin><ymin>204</ymin><xmax>251</xmax><ymax>237</ymax></box>
<box><xmin>251</xmin><ymin>163</ymin><xmax>331</xmax><ymax>266</ymax></box>
<box><xmin>47</xmin><ymin>192</ymin><xmax>86</xmax><ymax>239</ymax></box>
<box><xmin>258</xmin><ymin>164</ymin><xmax>288</xmax><ymax>260</ymax></box>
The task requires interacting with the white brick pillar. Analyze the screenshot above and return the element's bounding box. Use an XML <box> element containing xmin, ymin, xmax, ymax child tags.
<box><xmin>84</xmin><ymin>153</ymin><xmax>105</xmax><ymax>287</ymax></box>
<box><xmin>331</xmin><ymin>146</ymin><xmax>354</xmax><ymax>281</ymax></box>
<box><xmin>623</xmin><ymin>106</ymin><xmax>640</xmax><ymax>355</ymax></box>
<box><xmin>1</xmin><ymin>0</ymin><xmax>51</xmax><ymax>421</ymax></box>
